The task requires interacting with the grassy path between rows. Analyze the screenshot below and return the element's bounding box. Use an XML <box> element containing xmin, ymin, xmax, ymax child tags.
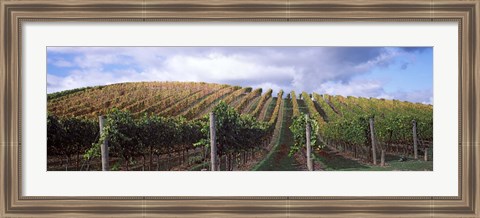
<box><xmin>253</xmin><ymin>100</ymin><xmax>305</xmax><ymax>171</ymax></box>
<box><xmin>313</xmin><ymin>146</ymin><xmax>433</xmax><ymax>171</ymax></box>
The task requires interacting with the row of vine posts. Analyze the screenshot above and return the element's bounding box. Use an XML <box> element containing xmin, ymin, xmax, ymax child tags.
<box><xmin>96</xmin><ymin>112</ymin><xmax>258</xmax><ymax>171</ymax></box>
<box><xmin>96</xmin><ymin>113</ymin><xmax>215</xmax><ymax>171</ymax></box>
<box><xmin>96</xmin><ymin>115</ymin><xmax>428</xmax><ymax>171</ymax></box>
<box><xmin>368</xmin><ymin>117</ymin><xmax>428</xmax><ymax>167</ymax></box>
<box><xmin>299</xmin><ymin>115</ymin><xmax>429</xmax><ymax>171</ymax></box>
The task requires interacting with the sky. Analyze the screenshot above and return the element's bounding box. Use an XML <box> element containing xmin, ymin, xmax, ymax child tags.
<box><xmin>47</xmin><ymin>47</ymin><xmax>433</xmax><ymax>104</ymax></box>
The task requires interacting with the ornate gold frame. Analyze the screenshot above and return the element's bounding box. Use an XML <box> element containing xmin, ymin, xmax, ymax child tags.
<box><xmin>1</xmin><ymin>0</ymin><xmax>479</xmax><ymax>217</ymax></box>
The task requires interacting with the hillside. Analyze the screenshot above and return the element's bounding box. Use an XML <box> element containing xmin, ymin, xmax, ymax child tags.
<box><xmin>48</xmin><ymin>82</ymin><xmax>272</xmax><ymax>120</ymax></box>
<box><xmin>47</xmin><ymin>81</ymin><xmax>431</xmax><ymax>121</ymax></box>
<box><xmin>47</xmin><ymin>81</ymin><xmax>433</xmax><ymax>171</ymax></box>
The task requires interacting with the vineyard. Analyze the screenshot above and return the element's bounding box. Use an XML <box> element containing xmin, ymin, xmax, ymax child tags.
<box><xmin>47</xmin><ymin>81</ymin><xmax>433</xmax><ymax>171</ymax></box>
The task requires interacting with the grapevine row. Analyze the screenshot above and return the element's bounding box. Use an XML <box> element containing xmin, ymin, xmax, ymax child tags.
<box><xmin>268</xmin><ymin>90</ymin><xmax>284</xmax><ymax>125</ymax></box>
<box><xmin>182</xmin><ymin>86</ymin><xmax>239</xmax><ymax>119</ymax></box>
<box><xmin>290</xmin><ymin>91</ymin><xmax>301</xmax><ymax>117</ymax></box>
<box><xmin>235</xmin><ymin>88</ymin><xmax>262</xmax><ymax>112</ymax></box>
<box><xmin>250</xmin><ymin>89</ymin><xmax>273</xmax><ymax>118</ymax></box>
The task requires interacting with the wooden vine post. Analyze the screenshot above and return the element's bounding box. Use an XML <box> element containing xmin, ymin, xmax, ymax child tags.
<box><xmin>424</xmin><ymin>147</ymin><xmax>428</xmax><ymax>161</ymax></box>
<box><xmin>412</xmin><ymin>120</ymin><xmax>418</xmax><ymax>159</ymax></box>
<box><xmin>99</xmin><ymin>116</ymin><xmax>109</xmax><ymax>171</ymax></box>
<box><xmin>369</xmin><ymin>117</ymin><xmax>377</xmax><ymax>165</ymax></box>
<box><xmin>210</xmin><ymin>112</ymin><xmax>217</xmax><ymax>171</ymax></box>
<box><xmin>380</xmin><ymin>149</ymin><xmax>385</xmax><ymax>167</ymax></box>
<box><xmin>306</xmin><ymin>114</ymin><xmax>313</xmax><ymax>171</ymax></box>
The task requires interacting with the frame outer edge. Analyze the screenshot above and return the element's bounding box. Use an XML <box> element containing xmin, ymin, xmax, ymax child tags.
<box><xmin>0</xmin><ymin>0</ymin><xmax>4</xmax><ymax>145</ymax></box>
<box><xmin>0</xmin><ymin>1</ymin><xmax>5</xmax><ymax>217</ymax></box>
<box><xmin>463</xmin><ymin>2</ymin><xmax>478</xmax><ymax>216</ymax></box>
<box><xmin>474</xmin><ymin>0</ymin><xmax>479</xmax><ymax>216</ymax></box>
<box><xmin>0</xmin><ymin>0</ymin><xmax>5</xmax><ymax>145</ymax></box>
<box><xmin>1</xmin><ymin>0</ymin><xmax>479</xmax><ymax>217</ymax></box>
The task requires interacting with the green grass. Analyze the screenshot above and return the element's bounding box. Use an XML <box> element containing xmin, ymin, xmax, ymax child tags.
<box><xmin>253</xmin><ymin>100</ymin><xmax>304</xmax><ymax>171</ymax></box>
<box><xmin>189</xmin><ymin>162</ymin><xmax>209</xmax><ymax>171</ymax></box>
<box><xmin>312</xmin><ymin>148</ymin><xmax>368</xmax><ymax>170</ymax></box>
<box><xmin>296</xmin><ymin>99</ymin><xmax>309</xmax><ymax>114</ymax></box>
<box><xmin>262</xmin><ymin>97</ymin><xmax>277</xmax><ymax>122</ymax></box>
<box><xmin>251</xmin><ymin>134</ymin><xmax>283</xmax><ymax>171</ymax></box>
<box><xmin>251</xmin><ymin>102</ymin><xmax>286</xmax><ymax>171</ymax></box>
<box><xmin>313</xmin><ymin>146</ymin><xmax>433</xmax><ymax>171</ymax></box>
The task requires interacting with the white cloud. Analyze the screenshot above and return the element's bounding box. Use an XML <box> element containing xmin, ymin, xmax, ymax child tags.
<box><xmin>313</xmin><ymin>79</ymin><xmax>432</xmax><ymax>104</ymax></box>
<box><xmin>73</xmin><ymin>54</ymin><xmax>127</xmax><ymax>69</ymax></box>
<box><xmin>376</xmin><ymin>94</ymin><xmax>394</xmax><ymax>100</ymax></box>
<box><xmin>251</xmin><ymin>82</ymin><xmax>289</xmax><ymax>96</ymax></box>
<box><xmin>47</xmin><ymin>49</ymin><xmax>299</xmax><ymax>93</ymax></box>
<box><xmin>160</xmin><ymin>53</ymin><xmax>296</xmax><ymax>82</ymax></box>
<box><xmin>47</xmin><ymin>68</ymin><xmax>145</xmax><ymax>93</ymax></box>
<box><xmin>315</xmin><ymin>80</ymin><xmax>386</xmax><ymax>98</ymax></box>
